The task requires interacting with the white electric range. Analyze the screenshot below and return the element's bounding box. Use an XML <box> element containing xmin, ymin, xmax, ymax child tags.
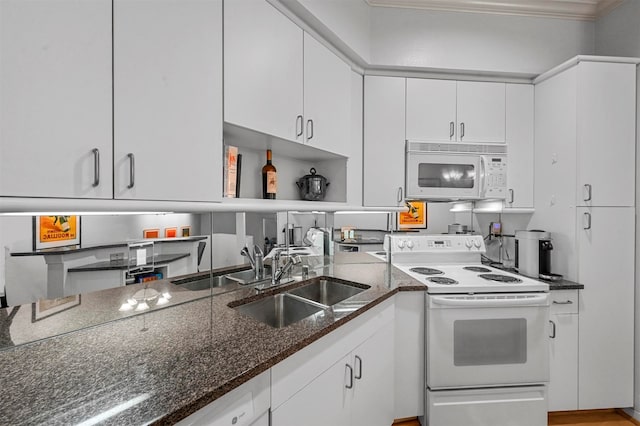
<box><xmin>384</xmin><ymin>234</ymin><xmax>550</xmax><ymax>426</ymax></box>
<box><xmin>386</xmin><ymin>234</ymin><xmax>548</xmax><ymax>293</ymax></box>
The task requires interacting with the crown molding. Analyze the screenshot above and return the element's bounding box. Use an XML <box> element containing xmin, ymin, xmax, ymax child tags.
<box><xmin>365</xmin><ymin>0</ymin><xmax>625</xmax><ymax>21</ymax></box>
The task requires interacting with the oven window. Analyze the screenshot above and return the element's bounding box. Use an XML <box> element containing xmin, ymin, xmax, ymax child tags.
<box><xmin>453</xmin><ymin>318</ymin><xmax>527</xmax><ymax>366</ymax></box>
<box><xmin>418</xmin><ymin>163</ymin><xmax>475</xmax><ymax>188</ymax></box>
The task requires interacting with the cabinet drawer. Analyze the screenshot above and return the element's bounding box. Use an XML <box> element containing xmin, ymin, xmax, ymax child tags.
<box><xmin>550</xmin><ymin>290</ymin><xmax>579</xmax><ymax>314</ymax></box>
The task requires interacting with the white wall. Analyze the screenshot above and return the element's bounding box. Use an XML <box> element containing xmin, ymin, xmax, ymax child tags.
<box><xmin>369</xmin><ymin>7</ymin><xmax>595</xmax><ymax>75</ymax></box>
<box><xmin>594</xmin><ymin>0</ymin><xmax>640</xmax><ymax>418</ymax></box>
<box><xmin>295</xmin><ymin>0</ymin><xmax>370</xmax><ymax>62</ymax></box>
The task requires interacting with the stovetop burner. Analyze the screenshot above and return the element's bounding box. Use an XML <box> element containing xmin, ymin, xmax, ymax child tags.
<box><xmin>463</xmin><ymin>266</ymin><xmax>492</xmax><ymax>273</ymax></box>
<box><xmin>478</xmin><ymin>273</ymin><xmax>523</xmax><ymax>283</ymax></box>
<box><xmin>410</xmin><ymin>267</ymin><xmax>444</xmax><ymax>276</ymax></box>
<box><xmin>427</xmin><ymin>276</ymin><xmax>458</xmax><ymax>285</ymax></box>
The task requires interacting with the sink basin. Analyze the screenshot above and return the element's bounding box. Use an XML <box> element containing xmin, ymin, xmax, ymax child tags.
<box><xmin>226</xmin><ymin>267</ymin><xmax>270</xmax><ymax>285</ymax></box>
<box><xmin>172</xmin><ymin>274</ymin><xmax>236</xmax><ymax>291</ymax></box>
<box><xmin>233</xmin><ymin>294</ymin><xmax>323</xmax><ymax>328</ymax></box>
<box><xmin>288</xmin><ymin>279</ymin><xmax>369</xmax><ymax>306</ymax></box>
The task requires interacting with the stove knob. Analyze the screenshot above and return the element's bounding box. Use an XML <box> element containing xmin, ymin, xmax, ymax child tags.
<box><xmin>465</xmin><ymin>239</ymin><xmax>473</xmax><ymax>249</ymax></box>
<box><xmin>406</xmin><ymin>240</ymin><xmax>414</xmax><ymax>249</ymax></box>
<box><xmin>397</xmin><ymin>240</ymin><xmax>405</xmax><ymax>249</ymax></box>
<box><xmin>473</xmin><ymin>239</ymin><xmax>482</xmax><ymax>249</ymax></box>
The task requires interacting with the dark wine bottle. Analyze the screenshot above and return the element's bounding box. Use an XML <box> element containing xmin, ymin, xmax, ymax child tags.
<box><xmin>262</xmin><ymin>149</ymin><xmax>277</xmax><ymax>199</ymax></box>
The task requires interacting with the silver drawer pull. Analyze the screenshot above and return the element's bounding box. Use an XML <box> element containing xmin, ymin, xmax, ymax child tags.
<box><xmin>345</xmin><ymin>364</ymin><xmax>353</xmax><ymax>389</ymax></box>
<box><xmin>552</xmin><ymin>300</ymin><xmax>573</xmax><ymax>305</ymax></box>
<box><xmin>354</xmin><ymin>355</ymin><xmax>362</xmax><ymax>380</ymax></box>
<box><xmin>127</xmin><ymin>153</ymin><xmax>135</xmax><ymax>189</ymax></box>
<box><xmin>549</xmin><ymin>320</ymin><xmax>556</xmax><ymax>339</ymax></box>
<box><xmin>92</xmin><ymin>148</ymin><xmax>100</xmax><ymax>187</ymax></box>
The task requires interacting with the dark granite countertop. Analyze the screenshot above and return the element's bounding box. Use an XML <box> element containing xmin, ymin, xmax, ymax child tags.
<box><xmin>68</xmin><ymin>253</ymin><xmax>191</xmax><ymax>272</ymax></box>
<box><xmin>0</xmin><ymin>253</ymin><xmax>423</xmax><ymax>425</ymax></box>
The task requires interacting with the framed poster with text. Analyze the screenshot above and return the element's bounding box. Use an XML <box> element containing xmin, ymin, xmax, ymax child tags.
<box><xmin>32</xmin><ymin>215</ymin><xmax>81</xmax><ymax>250</ymax></box>
<box><xmin>397</xmin><ymin>201</ymin><xmax>427</xmax><ymax>230</ymax></box>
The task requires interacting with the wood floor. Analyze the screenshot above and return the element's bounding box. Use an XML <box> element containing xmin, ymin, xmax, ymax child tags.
<box><xmin>392</xmin><ymin>409</ymin><xmax>640</xmax><ymax>426</ymax></box>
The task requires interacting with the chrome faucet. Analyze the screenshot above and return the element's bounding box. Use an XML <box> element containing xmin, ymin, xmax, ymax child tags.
<box><xmin>271</xmin><ymin>249</ymin><xmax>301</xmax><ymax>286</ymax></box>
<box><xmin>241</xmin><ymin>245</ymin><xmax>265</xmax><ymax>280</ymax></box>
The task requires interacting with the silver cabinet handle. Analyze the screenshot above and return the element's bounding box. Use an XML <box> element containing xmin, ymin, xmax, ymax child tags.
<box><xmin>354</xmin><ymin>355</ymin><xmax>362</xmax><ymax>380</ymax></box>
<box><xmin>127</xmin><ymin>153</ymin><xmax>135</xmax><ymax>189</ymax></box>
<box><xmin>460</xmin><ymin>122</ymin><xmax>465</xmax><ymax>139</ymax></box>
<box><xmin>549</xmin><ymin>320</ymin><xmax>556</xmax><ymax>339</ymax></box>
<box><xmin>296</xmin><ymin>115</ymin><xmax>303</xmax><ymax>137</ymax></box>
<box><xmin>397</xmin><ymin>186</ymin><xmax>403</xmax><ymax>204</ymax></box>
<box><xmin>345</xmin><ymin>363</ymin><xmax>353</xmax><ymax>389</ymax></box>
<box><xmin>553</xmin><ymin>300</ymin><xmax>573</xmax><ymax>305</ymax></box>
<box><xmin>583</xmin><ymin>212</ymin><xmax>591</xmax><ymax>230</ymax></box>
<box><xmin>92</xmin><ymin>148</ymin><xmax>100</xmax><ymax>187</ymax></box>
<box><xmin>583</xmin><ymin>184</ymin><xmax>592</xmax><ymax>202</ymax></box>
<box><xmin>306</xmin><ymin>119</ymin><xmax>314</xmax><ymax>141</ymax></box>
<box><xmin>449</xmin><ymin>121</ymin><xmax>455</xmax><ymax>140</ymax></box>
<box><xmin>508</xmin><ymin>189</ymin><xmax>514</xmax><ymax>204</ymax></box>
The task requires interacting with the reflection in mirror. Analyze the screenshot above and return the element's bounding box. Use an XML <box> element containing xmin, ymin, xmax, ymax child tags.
<box><xmin>0</xmin><ymin>211</ymin><xmax>278</xmax><ymax>350</ymax></box>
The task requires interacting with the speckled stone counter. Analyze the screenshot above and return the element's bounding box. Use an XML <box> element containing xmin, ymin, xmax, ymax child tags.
<box><xmin>0</xmin><ymin>255</ymin><xmax>423</xmax><ymax>425</ymax></box>
<box><xmin>547</xmin><ymin>279</ymin><xmax>584</xmax><ymax>290</ymax></box>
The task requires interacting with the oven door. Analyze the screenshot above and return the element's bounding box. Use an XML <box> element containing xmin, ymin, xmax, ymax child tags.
<box><xmin>406</xmin><ymin>152</ymin><xmax>481</xmax><ymax>200</ymax></box>
<box><xmin>426</xmin><ymin>293</ymin><xmax>549</xmax><ymax>389</ymax></box>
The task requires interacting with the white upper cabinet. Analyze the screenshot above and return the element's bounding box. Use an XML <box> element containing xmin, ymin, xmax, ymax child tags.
<box><xmin>406</xmin><ymin>79</ymin><xmax>457</xmax><ymax>141</ymax></box>
<box><xmin>224</xmin><ymin>1</ymin><xmax>351</xmax><ymax>157</ymax></box>
<box><xmin>456</xmin><ymin>81</ymin><xmax>506</xmax><ymax>143</ymax></box>
<box><xmin>303</xmin><ymin>33</ymin><xmax>351</xmax><ymax>156</ymax></box>
<box><xmin>363</xmin><ymin>76</ymin><xmax>406</xmax><ymax>207</ymax></box>
<box><xmin>113</xmin><ymin>0</ymin><xmax>222</xmax><ymax>202</ymax></box>
<box><xmin>406</xmin><ymin>79</ymin><xmax>505</xmax><ymax>143</ymax></box>
<box><xmin>224</xmin><ymin>0</ymin><xmax>303</xmax><ymax>143</ymax></box>
<box><xmin>505</xmin><ymin>84</ymin><xmax>534</xmax><ymax>208</ymax></box>
<box><xmin>576</xmin><ymin>62</ymin><xmax>636</xmax><ymax>207</ymax></box>
<box><xmin>0</xmin><ymin>0</ymin><xmax>113</xmax><ymax>198</ymax></box>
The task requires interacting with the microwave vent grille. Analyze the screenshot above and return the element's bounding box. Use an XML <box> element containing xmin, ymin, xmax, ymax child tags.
<box><xmin>406</xmin><ymin>142</ymin><xmax>507</xmax><ymax>155</ymax></box>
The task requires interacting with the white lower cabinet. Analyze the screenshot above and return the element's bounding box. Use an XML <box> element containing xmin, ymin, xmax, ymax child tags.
<box><xmin>394</xmin><ymin>292</ymin><xmax>424</xmax><ymax>419</ymax></box>
<box><xmin>271</xmin><ymin>299</ymin><xmax>395</xmax><ymax>426</ymax></box>
<box><xmin>175</xmin><ymin>370</ymin><xmax>270</xmax><ymax>426</ymax></box>
<box><xmin>548</xmin><ymin>290</ymin><xmax>579</xmax><ymax>411</ymax></box>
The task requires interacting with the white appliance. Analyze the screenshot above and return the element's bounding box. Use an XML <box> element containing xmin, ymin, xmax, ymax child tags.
<box><xmin>386</xmin><ymin>234</ymin><xmax>549</xmax><ymax>426</ymax></box>
<box><xmin>405</xmin><ymin>141</ymin><xmax>507</xmax><ymax>201</ymax></box>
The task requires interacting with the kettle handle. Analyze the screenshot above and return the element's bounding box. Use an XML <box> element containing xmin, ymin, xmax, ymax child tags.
<box><xmin>296</xmin><ymin>181</ymin><xmax>303</xmax><ymax>189</ymax></box>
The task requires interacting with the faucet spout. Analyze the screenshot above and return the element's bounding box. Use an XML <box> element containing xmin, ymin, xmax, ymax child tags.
<box><xmin>240</xmin><ymin>246</ymin><xmax>256</xmax><ymax>269</ymax></box>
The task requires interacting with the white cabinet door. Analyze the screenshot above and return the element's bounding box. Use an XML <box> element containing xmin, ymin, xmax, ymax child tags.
<box><xmin>224</xmin><ymin>0</ymin><xmax>303</xmax><ymax>143</ymax></box>
<box><xmin>394</xmin><ymin>292</ymin><xmax>424</xmax><ymax>419</ymax></box>
<box><xmin>548</xmin><ymin>290</ymin><xmax>579</xmax><ymax>412</ymax></box>
<box><xmin>457</xmin><ymin>81</ymin><xmax>506</xmax><ymax>143</ymax></box>
<box><xmin>505</xmin><ymin>84</ymin><xmax>534</xmax><ymax>208</ymax></box>
<box><xmin>576</xmin><ymin>62</ymin><xmax>636</xmax><ymax>207</ymax></box>
<box><xmin>363</xmin><ymin>76</ymin><xmax>405</xmax><ymax>207</ymax></box>
<box><xmin>548</xmin><ymin>313</ymin><xmax>578</xmax><ymax>411</ymax></box>
<box><xmin>0</xmin><ymin>0</ymin><xmax>112</xmax><ymax>198</ymax></box>
<box><xmin>303</xmin><ymin>33</ymin><xmax>351</xmax><ymax>156</ymax></box>
<box><xmin>272</xmin><ymin>354</ymin><xmax>351</xmax><ymax>426</ymax></box>
<box><xmin>351</xmin><ymin>323</ymin><xmax>395</xmax><ymax>426</ymax></box>
<box><xmin>406</xmin><ymin>79</ymin><xmax>456</xmax><ymax>141</ymax></box>
<box><xmin>113</xmin><ymin>0</ymin><xmax>222</xmax><ymax>202</ymax></box>
<box><xmin>577</xmin><ymin>206</ymin><xmax>634</xmax><ymax>409</ymax></box>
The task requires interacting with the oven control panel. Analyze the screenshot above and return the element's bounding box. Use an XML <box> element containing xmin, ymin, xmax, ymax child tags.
<box><xmin>389</xmin><ymin>235</ymin><xmax>485</xmax><ymax>253</ymax></box>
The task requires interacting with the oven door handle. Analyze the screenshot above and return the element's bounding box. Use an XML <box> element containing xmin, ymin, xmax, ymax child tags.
<box><xmin>431</xmin><ymin>294</ymin><xmax>549</xmax><ymax>308</ymax></box>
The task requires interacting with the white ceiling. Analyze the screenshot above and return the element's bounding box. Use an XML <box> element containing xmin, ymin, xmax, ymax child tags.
<box><xmin>365</xmin><ymin>0</ymin><xmax>625</xmax><ymax>20</ymax></box>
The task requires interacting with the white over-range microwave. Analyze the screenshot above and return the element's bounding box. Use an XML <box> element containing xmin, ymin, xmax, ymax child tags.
<box><xmin>405</xmin><ymin>141</ymin><xmax>508</xmax><ymax>201</ymax></box>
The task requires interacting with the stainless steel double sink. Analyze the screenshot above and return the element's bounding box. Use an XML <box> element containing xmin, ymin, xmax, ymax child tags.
<box><xmin>231</xmin><ymin>278</ymin><xmax>370</xmax><ymax>328</ymax></box>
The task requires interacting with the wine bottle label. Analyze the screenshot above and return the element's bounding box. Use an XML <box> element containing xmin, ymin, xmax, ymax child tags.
<box><xmin>266</xmin><ymin>171</ymin><xmax>277</xmax><ymax>194</ymax></box>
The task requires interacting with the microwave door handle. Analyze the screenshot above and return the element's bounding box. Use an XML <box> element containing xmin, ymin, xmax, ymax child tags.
<box><xmin>479</xmin><ymin>156</ymin><xmax>486</xmax><ymax>197</ymax></box>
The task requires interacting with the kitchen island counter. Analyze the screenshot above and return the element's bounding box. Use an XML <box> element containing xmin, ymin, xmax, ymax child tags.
<box><xmin>0</xmin><ymin>254</ymin><xmax>422</xmax><ymax>425</ymax></box>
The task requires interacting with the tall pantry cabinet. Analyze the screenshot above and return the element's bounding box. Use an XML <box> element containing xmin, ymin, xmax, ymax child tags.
<box><xmin>532</xmin><ymin>57</ymin><xmax>637</xmax><ymax>410</ymax></box>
